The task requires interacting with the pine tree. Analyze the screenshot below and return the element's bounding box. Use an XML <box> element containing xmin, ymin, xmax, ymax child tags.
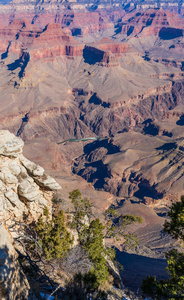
<box><xmin>37</xmin><ymin>207</ymin><xmax>73</xmax><ymax>259</ymax></box>
<box><xmin>141</xmin><ymin>196</ymin><xmax>184</xmax><ymax>299</ymax></box>
<box><xmin>69</xmin><ymin>189</ymin><xmax>142</xmax><ymax>290</ymax></box>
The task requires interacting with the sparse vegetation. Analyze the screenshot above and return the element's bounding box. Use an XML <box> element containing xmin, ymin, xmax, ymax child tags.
<box><xmin>18</xmin><ymin>190</ymin><xmax>142</xmax><ymax>299</ymax></box>
<box><xmin>36</xmin><ymin>207</ymin><xmax>73</xmax><ymax>259</ymax></box>
<box><xmin>69</xmin><ymin>189</ymin><xmax>143</xmax><ymax>291</ymax></box>
<box><xmin>141</xmin><ymin>196</ymin><xmax>184</xmax><ymax>299</ymax></box>
<box><xmin>103</xmin><ymin>207</ymin><xmax>143</xmax><ymax>248</ymax></box>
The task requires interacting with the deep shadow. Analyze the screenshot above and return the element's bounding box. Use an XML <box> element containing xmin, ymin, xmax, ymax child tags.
<box><xmin>89</xmin><ymin>93</ymin><xmax>102</xmax><ymax>105</ymax></box>
<box><xmin>146</xmin><ymin>18</ymin><xmax>153</xmax><ymax>26</ymax></box>
<box><xmin>83</xmin><ymin>138</ymin><xmax>120</xmax><ymax>156</ymax></box>
<box><xmin>88</xmin><ymin>93</ymin><xmax>110</xmax><ymax>108</ymax></box>
<box><xmin>127</xmin><ymin>26</ymin><xmax>134</xmax><ymax>36</ymax></box>
<box><xmin>76</xmin><ymin>160</ymin><xmax>110</xmax><ymax>189</ymax></box>
<box><xmin>176</xmin><ymin>115</ymin><xmax>184</xmax><ymax>126</ymax></box>
<box><xmin>162</xmin><ymin>130</ymin><xmax>172</xmax><ymax>137</ymax></box>
<box><xmin>143</xmin><ymin>51</ymin><xmax>150</xmax><ymax>61</ymax></box>
<box><xmin>87</xmin><ymin>4</ymin><xmax>98</xmax><ymax>12</ymax></box>
<box><xmin>159</xmin><ymin>27</ymin><xmax>183</xmax><ymax>40</ymax></box>
<box><xmin>71</xmin><ymin>28</ymin><xmax>82</xmax><ymax>36</ymax></box>
<box><xmin>7</xmin><ymin>52</ymin><xmax>30</xmax><ymax>78</ymax></box>
<box><xmin>116</xmin><ymin>249</ymin><xmax>168</xmax><ymax>291</ymax></box>
<box><xmin>1</xmin><ymin>42</ymin><xmax>11</xmax><ymax>59</ymax></box>
<box><xmin>156</xmin><ymin>142</ymin><xmax>177</xmax><ymax>151</ymax></box>
<box><xmin>73</xmin><ymin>138</ymin><xmax>120</xmax><ymax>189</ymax></box>
<box><xmin>83</xmin><ymin>46</ymin><xmax>104</xmax><ymax>65</ymax></box>
<box><xmin>142</xmin><ymin>119</ymin><xmax>159</xmax><ymax>136</ymax></box>
<box><xmin>17</xmin><ymin>113</ymin><xmax>29</xmax><ymax>136</ymax></box>
<box><xmin>114</xmin><ymin>23</ymin><xmax>123</xmax><ymax>35</ymax></box>
<box><xmin>134</xmin><ymin>179</ymin><xmax>163</xmax><ymax>200</ymax></box>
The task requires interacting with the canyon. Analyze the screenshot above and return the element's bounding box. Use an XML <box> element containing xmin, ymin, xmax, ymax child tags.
<box><xmin>0</xmin><ymin>1</ymin><xmax>184</xmax><ymax>295</ymax></box>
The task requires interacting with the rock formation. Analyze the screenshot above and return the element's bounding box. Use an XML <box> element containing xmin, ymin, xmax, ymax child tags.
<box><xmin>0</xmin><ymin>223</ymin><xmax>38</xmax><ymax>300</ymax></box>
<box><xmin>0</xmin><ymin>4</ymin><xmax>184</xmax><ymax>294</ymax></box>
<box><xmin>0</xmin><ymin>130</ymin><xmax>62</xmax><ymax>300</ymax></box>
<box><xmin>72</xmin><ymin>130</ymin><xmax>184</xmax><ymax>204</ymax></box>
<box><xmin>0</xmin><ymin>130</ymin><xmax>61</xmax><ymax>223</ymax></box>
<box><xmin>116</xmin><ymin>8</ymin><xmax>184</xmax><ymax>38</ymax></box>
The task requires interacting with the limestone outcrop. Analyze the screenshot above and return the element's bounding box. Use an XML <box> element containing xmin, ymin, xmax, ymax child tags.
<box><xmin>0</xmin><ymin>130</ymin><xmax>61</xmax><ymax>223</ymax></box>
<box><xmin>0</xmin><ymin>223</ymin><xmax>38</xmax><ymax>300</ymax></box>
<box><xmin>0</xmin><ymin>130</ymin><xmax>62</xmax><ymax>300</ymax></box>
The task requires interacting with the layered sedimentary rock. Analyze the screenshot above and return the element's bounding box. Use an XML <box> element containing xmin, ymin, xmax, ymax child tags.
<box><xmin>0</xmin><ymin>4</ymin><xmax>184</xmax><ymax>293</ymax></box>
<box><xmin>117</xmin><ymin>8</ymin><xmax>184</xmax><ymax>38</ymax></box>
<box><xmin>0</xmin><ymin>130</ymin><xmax>61</xmax><ymax>223</ymax></box>
<box><xmin>0</xmin><ymin>223</ymin><xmax>38</xmax><ymax>300</ymax></box>
<box><xmin>72</xmin><ymin>129</ymin><xmax>184</xmax><ymax>204</ymax></box>
<box><xmin>0</xmin><ymin>130</ymin><xmax>62</xmax><ymax>300</ymax></box>
<box><xmin>0</xmin><ymin>20</ymin><xmax>84</xmax><ymax>60</ymax></box>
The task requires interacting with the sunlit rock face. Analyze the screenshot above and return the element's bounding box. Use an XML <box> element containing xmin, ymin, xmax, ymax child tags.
<box><xmin>0</xmin><ymin>130</ymin><xmax>61</xmax><ymax>224</ymax></box>
<box><xmin>0</xmin><ymin>130</ymin><xmax>62</xmax><ymax>299</ymax></box>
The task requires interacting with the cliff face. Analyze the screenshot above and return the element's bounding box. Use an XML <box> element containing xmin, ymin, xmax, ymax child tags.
<box><xmin>0</xmin><ymin>18</ymin><xmax>134</xmax><ymax>65</ymax></box>
<box><xmin>0</xmin><ymin>130</ymin><xmax>61</xmax><ymax>224</ymax></box>
<box><xmin>72</xmin><ymin>130</ymin><xmax>184</xmax><ymax>204</ymax></box>
<box><xmin>118</xmin><ymin>9</ymin><xmax>184</xmax><ymax>38</ymax></box>
<box><xmin>0</xmin><ymin>21</ymin><xmax>84</xmax><ymax>60</ymax></box>
<box><xmin>0</xmin><ymin>130</ymin><xmax>61</xmax><ymax>299</ymax></box>
<box><xmin>0</xmin><ymin>223</ymin><xmax>38</xmax><ymax>300</ymax></box>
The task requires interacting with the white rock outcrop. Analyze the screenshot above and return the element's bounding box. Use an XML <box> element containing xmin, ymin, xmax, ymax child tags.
<box><xmin>0</xmin><ymin>130</ymin><xmax>61</xmax><ymax>223</ymax></box>
<box><xmin>0</xmin><ymin>223</ymin><xmax>38</xmax><ymax>300</ymax></box>
<box><xmin>0</xmin><ymin>130</ymin><xmax>24</xmax><ymax>158</ymax></box>
<box><xmin>0</xmin><ymin>130</ymin><xmax>62</xmax><ymax>300</ymax></box>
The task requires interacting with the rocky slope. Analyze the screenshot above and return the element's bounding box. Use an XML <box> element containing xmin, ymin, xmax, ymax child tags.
<box><xmin>73</xmin><ymin>128</ymin><xmax>184</xmax><ymax>204</ymax></box>
<box><xmin>116</xmin><ymin>8</ymin><xmax>184</xmax><ymax>38</ymax></box>
<box><xmin>0</xmin><ymin>130</ymin><xmax>61</xmax><ymax>224</ymax></box>
<box><xmin>0</xmin><ymin>223</ymin><xmax>38</xmax><ymax>300</ymax></box>
<box><xmin>0</xmin><ymin>131</ymin><xmax>134</xmax><ymax>300</ymax></box>
<box><xmin>0</xmin><ymin>5</ymin><xmax>184</xmax><ymax>294</ymax></box>
<box><xmin>0</xmin><ymin>130</ymin><xmax>61</xmax><ymax>299</ymax></box>
<box><xmin>0</xmin><ymin>9</ymin><xmax>183</xmax><ymax>211</ymax></box>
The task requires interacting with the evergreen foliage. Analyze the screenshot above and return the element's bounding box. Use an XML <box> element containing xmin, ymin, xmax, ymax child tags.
<box><xmin>69</xmin><ymin>189</ymin><xmax>142</xmax><ymax>290</ymax></box>
<box><xmin>141</xmin><ymin>196</ymin><xmax>184</xmax><ymax>299</ymax></box>
<box><xmin>69</xmin><ymin>189</ymin><xmax>92</xmax><ymax>233</ymax></box>
<box><xmin>36</xmin><ymin>207</ymin><xmax>73</xmax><ymax>259</ymax></box>
<box><xmin>164</xmin><ymin>196</ymin><xmax>184</xmax><ymax>241</ymax></box>
<box><xmin>63</xmin><ymin>273</ymin><xmax>107</xmax><ymax>300</ymax></box>
<box><xmin>104</xmin><ymin>208</ymin><xmax>142</xmax><ymax>248</ymax></box>
<box><xmin>80</xmin><ymin>218</ymin><xmax>109</xmax><ymax>287</ymax></box>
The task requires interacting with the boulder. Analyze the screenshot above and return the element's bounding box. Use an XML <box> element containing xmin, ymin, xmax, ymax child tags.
<box><xmin>0</xmin><ymin>131</ymin><xmax>24</xmax><ymax>158</ymax></box>
<box><xmin>0</xmin><ymin>130</ymin><xmax>61</xmax><ymax>223</ymax></box>
<box><xmin>0</xmin><ymin>223</ymin><xmax>38</xmax><ymax>300</ymax></box>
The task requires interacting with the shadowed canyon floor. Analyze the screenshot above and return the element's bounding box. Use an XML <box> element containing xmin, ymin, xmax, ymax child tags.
<box><xmin>1</xmin><ymin>5</ymin><xmax>184</xmax><ymax>292</ymax></box>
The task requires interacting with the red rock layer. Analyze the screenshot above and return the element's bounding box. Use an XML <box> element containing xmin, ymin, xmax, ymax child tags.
<box><xmin>0</xmin><ymin>21</ymin><xmax>84</xmax><ymax>59</ymax></box>
<box><xmin>94</xmin><ymin>37</ymin><xmax>133</xmax><ymax>54</ymax></box>
<box><xmin>119</xmin><ymin>8</ymin><xmax>184</xmax><ymax>37</ymax></box>
<box><xmin>0</xmin><ymin>18</ymin><xmax>135</xmax><ymax>65</ymax></box>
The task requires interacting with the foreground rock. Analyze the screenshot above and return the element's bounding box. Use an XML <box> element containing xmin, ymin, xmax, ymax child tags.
<box><xmin>0</xmin><ymin>223</ymin><xmax>38</xmax><ymax>300</ymax></box>
<box><xmin>0</xmin><ymin>130</ymin><xmax>61</xmax><ymax>224</ymax></box>
<box><xmin>0</xmin><ymin>130</ymin><xmax>62</xmax><ymax>299</ymax></box>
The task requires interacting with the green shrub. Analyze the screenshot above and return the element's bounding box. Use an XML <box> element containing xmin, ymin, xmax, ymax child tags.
<box><xmin>37</xmin><ymin>208</ymin><xmax>73</xmax><ymax>259</ymax></box>
<box><xmin>80</xmin><ymin>219</ymin><xmax>109</xmax><ymax>288</ymax></box>
<box><xmin>141</xmin><ymin>196</ymin><xmax>184</xmax><ymax>299</ymax></box>
<box><xmin>69</xmin><ymin>189</ymin><xmax>142</xmax><ymax>290</ymax></box>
